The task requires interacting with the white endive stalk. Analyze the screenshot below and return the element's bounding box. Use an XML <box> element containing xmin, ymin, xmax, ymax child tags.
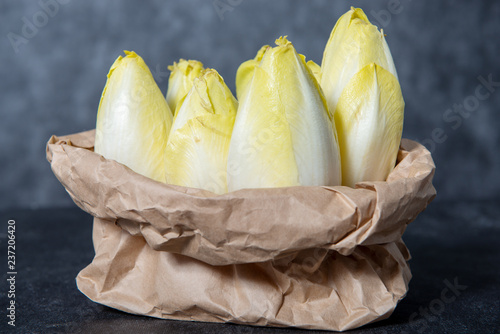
<box><xmin>95</xmin><ymin>51</ymin><xmax>173</xmax><ymax>183</ymax></box>
<box><xmin>320</xmin><ymin>7</ymin><xmax>398</xmax><ymax>114</ymax></box>
<box><xmin>165</xmin><ymin>69</ymin><xmax>237</xmax><ymax>194</ymax></box>
<box><xmin>166</xmin><ymin>59</ymin><xmax>204</xmax><ymax>116</ymax></box>
<box><xmin>227</xmin><ymin>37</ymin><xmax>341</xmax><ymax>191</ymax></box>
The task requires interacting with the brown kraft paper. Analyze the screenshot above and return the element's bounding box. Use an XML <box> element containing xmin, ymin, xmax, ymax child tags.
<box><xmin>46</xmin><ymin>129</ymin><xmax>436</xmax><ymax>331</ymax></box>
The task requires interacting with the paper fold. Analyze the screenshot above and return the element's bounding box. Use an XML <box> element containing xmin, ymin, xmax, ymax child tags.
<box><xmin>47</xmin><ymin>130</ymin><xmax>435</xmax><ymax>266</ymax></box>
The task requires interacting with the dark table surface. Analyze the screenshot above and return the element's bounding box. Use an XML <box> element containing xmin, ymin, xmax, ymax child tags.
<box><xmin>1</xmin><ymin>200</ymin><xmax>499</xmax><ymax>333</ymax></box>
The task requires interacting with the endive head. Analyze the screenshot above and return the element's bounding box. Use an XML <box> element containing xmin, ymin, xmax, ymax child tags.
<box><xmin>95</xmin><ymin>51</ymin><xmax>173</xmax><ymax>183</ymax></box>
<box><xmin>165</xmin><ymin>68</ymin><xmax>237</xmax><ymax>194</ymax></box>
<box><xmin>235</xmin><ymin>44</ymin><xmax>269</xmax><ymax>100</ymax></box>
<box><xmin>166</xmin><ymin>59</ymin><xmax>204</xmax><ymax>116</ymax></box>
<box><xmin>227</xmin><ymin>36</ymin><xmax>341</xmax><ymax>191</ymax></box>
<box><xmin>320</xmin><ymin>7</ymin><xmax>398</xmax><ymax>114</ymax></box>
<box><xmin>335</xmin><ymin>63</ymin><xmax>404</xmax><ymax>187</ymax></box>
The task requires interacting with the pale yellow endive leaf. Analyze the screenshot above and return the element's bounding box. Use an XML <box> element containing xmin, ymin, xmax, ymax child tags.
<box><xmin>95</xmin><ymin>51</ymin><xmax>173</xmax><ymax>183</ymax></box>
<box><xmin>165</xmin><ymin>69</ymin><xmax>237</xmax><ymax>194</ymax></box>
<box><xmin>306</xmin><ymin>59</ymin><xmax>322</xmax><ymax>84</ymax></box>
<box><xmin>227</xmin><ymin>37</ymin><xmax>341</xmax><ymax>191</ymax></box>
<box><xmin>320</xmin><ymin>7</ymin><xmax>398</xmax><ymax>114</ymax></box>
<box><xmin>335</xmin><ymin>63</ymin><xmax>404</xmax><ymax>187</ymax></box>
<box><xmin>166</xmin><ymin>59</ymin><xmax>204</xmax><ymax>116</ymax></box>
<box><xmin>235</xmin><ymin>45</ymin><xmax>269</xmax><ymax>100</ymax></box>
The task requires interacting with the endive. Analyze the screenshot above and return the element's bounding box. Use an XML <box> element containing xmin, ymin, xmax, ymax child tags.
<box><xmin>166</xmin><ymin>59</ymin><xmax>204</xmax><ymax>115</ymax></box>
<box><xmin>164</xmin><ymin>69</ymin><xmax>237</xmax><ymax>194</ymax></box>
<box><xmin>334</xmin><ymin>63</ymin><xmax>404</xmax><ymax>187</ymax></box>
<box><xmin>95</xmin><ymin>50</ymin><xmax>173</xmax><ymax>183</ymax></box>
<box><xmin>321</xmin><ymin>7</ymin><xmax>404</xmax><ymax>187</ymax></box>
<box><xmin>227</xmin><ymin>37</ymin><xmax>341</xmax><ymax>191</ymax></box>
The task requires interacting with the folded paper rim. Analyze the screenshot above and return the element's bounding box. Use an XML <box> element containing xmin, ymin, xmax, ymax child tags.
<box><xmin>47</xmin><ymin>130</ymin><xmax>436</xmax><ymax>266</ymax></box>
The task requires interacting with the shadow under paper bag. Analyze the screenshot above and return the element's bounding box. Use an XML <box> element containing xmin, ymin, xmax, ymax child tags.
<box><xmin>46</xmin><ymin>130</ymin><xmax>436</xmax><ymax>331</ymax></box>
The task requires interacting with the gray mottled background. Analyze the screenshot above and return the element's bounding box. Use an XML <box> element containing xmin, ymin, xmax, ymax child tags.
<box><xmin>1</xmin><ymin>0</ymin><xmax>499</xmax><ymax>210</ymax></box>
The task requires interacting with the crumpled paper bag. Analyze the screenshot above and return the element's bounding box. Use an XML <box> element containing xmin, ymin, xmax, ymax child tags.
<box><xmin>46</xmin><ymin>130</ymin><xmax>436</xmax><ymax>331</ymax></box>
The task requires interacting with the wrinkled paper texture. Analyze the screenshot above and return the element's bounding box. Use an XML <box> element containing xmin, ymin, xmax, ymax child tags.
<box><xmin>46</xmin><ymin>130</ymin><xmax>435</xmax><ymax>331</ymax></box>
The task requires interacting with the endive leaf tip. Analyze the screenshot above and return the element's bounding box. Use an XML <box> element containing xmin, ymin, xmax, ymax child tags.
<box><xmin>167</xmin><ymin>60</ymin><xmax>179</xmax><ymax>72</ymax></box>
<box><xmin>168</xmin><ymin>58</ymin><xmax>204</xmax><ymax>74</ymax></box>
<box><xmin>116</xmin><ymin>50</ymin><xmax>151</xmax><ymax>75</ymax></box>
<box><xmin>200</xmin><ymin>68</ymin><xmax>225</xmax><ymax>83</ymax></box>
<box><xmin>347</xmin><ymin>7</ymin><xmax>370</xmax><ymax>26</ymax></box>
<box><xmin>167</xmin><ymin>58</ymin><xmax>184</xmax><ymax>72</ymax></box>
<box><xmin>107</xmin><ymin>51</ymin><xmax>147</xmax><ymax>80</ymax></box>
<box><xmin>107</xmin><ymin>55</ymin><xmax>123</xmax><ymax>78</ymax></box>
<box><xmin>257</xmin><ymin>44</ymin><xmax>271</xmax><ymax>58</ymax></box>
<box><xmin>193</xmin><ymin>68</ymin><xmax>236</xmax><ymax>116</ymax></box>
<box><xmin>202</xmin><ymin>67</ymin><xmax>217</xmax><ymax>74</ymax></box>
<box><xmin>275</xmin><ymin>35</ymin><xmax>291</xmax><ymax>46</ymax></box>
<box><xmin>123</xmin><ymin>50</ymin><xmax>136</xmax><ymax>57</ymax></box>
<box><xmin>351</xmin><ymin>7</ymin><xmax>365</xmax><ymax>16</ymax></box>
